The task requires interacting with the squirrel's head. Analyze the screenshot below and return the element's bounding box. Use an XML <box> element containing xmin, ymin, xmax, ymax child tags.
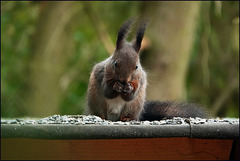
<box><xmin>108</xmin><ymin>19</ymin><xmax>147</xmax><ymax>84</ymax></box>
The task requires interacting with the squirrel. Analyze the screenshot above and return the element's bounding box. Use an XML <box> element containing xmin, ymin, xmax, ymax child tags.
<box><xmin>85</xmin><ymin>19</ymin><xmax>207</xmax><ymax>121</ymax></box>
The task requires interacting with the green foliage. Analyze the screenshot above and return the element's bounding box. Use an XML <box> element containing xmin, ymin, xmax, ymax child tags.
<box><xmin>1</xmin><ymin>1</ymin><xmax>39</xmax><ymax>117</ymax></box>
<box><xmin>187</xmin><ymin>1</ymin><xmax>239</xmax><ymax>117</ymax></box>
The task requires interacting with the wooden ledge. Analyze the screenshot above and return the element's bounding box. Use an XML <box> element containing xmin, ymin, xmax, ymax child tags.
<box><xmin>1</xmin><ymin>116</ymin><xmax>239</xmax><ymax>140</ymax></box>
<box><xmin>1</xmin><ymin>116</ymin><xmax>239</xmax><ymax>160</ymax></box>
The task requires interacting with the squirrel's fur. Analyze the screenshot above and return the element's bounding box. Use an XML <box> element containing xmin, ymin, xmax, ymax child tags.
<box><xmin>85</xmin><ymin>19</ymin><xmax>207</xmax><ymax>121</ymax></box>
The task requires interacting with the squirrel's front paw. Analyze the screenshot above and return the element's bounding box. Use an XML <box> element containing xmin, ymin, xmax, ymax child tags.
<box><xmin>113</xmin><ymin>81</ymin><xmax>123</xmax><ymax>93</ymax></box>
<box><xmin>122</xmin><ymin>83</ymin><xmax>133</xmax><ymax>93</ymax></box>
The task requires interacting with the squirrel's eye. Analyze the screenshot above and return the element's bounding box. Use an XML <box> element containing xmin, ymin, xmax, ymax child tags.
<box><xmin>114</xmin><ymin>62</ymin><xmax>118</xmax><ymax>68</ymax></box>
<box><xmin>135</xmin><ymin>65</ymin><xmax>138</xmax><ymax>69</ymax></box>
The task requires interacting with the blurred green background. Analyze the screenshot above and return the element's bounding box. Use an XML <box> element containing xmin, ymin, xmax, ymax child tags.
<box><xmin>1</xmin><ymin>1</ymin><xmax>239</xmax><ymax>118</ymax></box>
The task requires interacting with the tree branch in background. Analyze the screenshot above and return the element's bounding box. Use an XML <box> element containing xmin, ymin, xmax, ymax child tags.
<box><xmin>82</xmin><ymin>2</ymin><xmax>115</xmax><ymax>56</ymax></box>
<box><xmin>201</xmin><ymin>2</ymin><xmax>211</xmax><ymax>89</ymax></box>
<box><xmin>212</xmin><ymin>77</ymin><xmax>239</xmax><ymax>117</ymax></box>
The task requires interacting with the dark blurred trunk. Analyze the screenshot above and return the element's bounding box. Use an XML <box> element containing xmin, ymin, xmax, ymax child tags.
<box><xmin>140</xmin><ymin>1</ymin><xmax>201</xmax><ymax>101</ymax></box>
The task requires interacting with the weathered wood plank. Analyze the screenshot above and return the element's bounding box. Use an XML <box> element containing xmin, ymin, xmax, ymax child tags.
<box><xmin>1</xmin><ymin>137</ymin><xmax>233</xmax><ymax>160</ymax></box>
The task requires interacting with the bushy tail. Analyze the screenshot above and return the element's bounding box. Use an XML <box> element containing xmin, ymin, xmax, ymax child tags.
<box><xmin>140</xmin><ymin>100</ymin><xmax>208</xmax><ymax>121</ymax></box>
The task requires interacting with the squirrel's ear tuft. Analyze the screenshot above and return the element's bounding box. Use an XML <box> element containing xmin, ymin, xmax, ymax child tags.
<box><xmin>133</xmin><ymin>21</ymin><xmax>148</xmax><ymax>53</ymax></box>
<box><xmin>116</xmin><ymin>19</ymin><xmax>133</xmax><ymax>50</ymax></box>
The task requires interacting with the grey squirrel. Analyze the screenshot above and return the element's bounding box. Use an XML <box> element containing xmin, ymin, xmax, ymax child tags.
<box><xmin>85</xmin><ymin>19</ymin><xmax>207</xmax><ymax>121</ymax></box>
